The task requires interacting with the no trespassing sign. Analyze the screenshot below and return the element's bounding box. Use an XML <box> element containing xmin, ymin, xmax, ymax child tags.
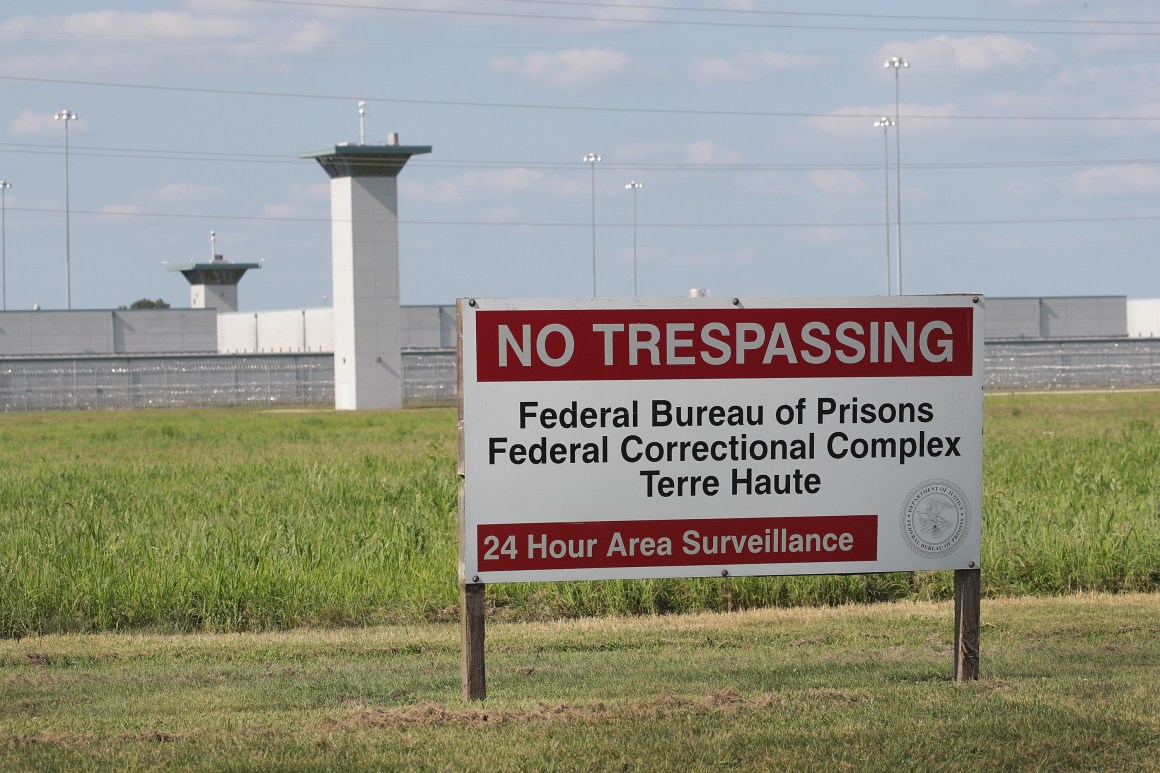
<box><xmin>458</xmin><ymin>295</ymin><xmax>984</xmax><ymax>584</ymax></box>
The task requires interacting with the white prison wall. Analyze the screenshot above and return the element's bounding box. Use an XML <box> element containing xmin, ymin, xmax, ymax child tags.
<box><xmin>0</xmin><ymin>310</ymin><xmax>217</xmax><ymax>357</ymax></box>
<box><xmin>1127</xmin><ymin>298</ymin><xmax>1160</xmax><ymax>338</ymax></box>
<box><xmin>215</xmin><ymin>305</ymin><xmax>454</xmax><ymax>354</ymax></box>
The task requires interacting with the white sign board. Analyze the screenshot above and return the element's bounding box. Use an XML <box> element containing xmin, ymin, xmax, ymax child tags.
<box><xmin>458</xmin><ymin>295</ymin><xmax>984</xmax><ymax>584</ymax></box>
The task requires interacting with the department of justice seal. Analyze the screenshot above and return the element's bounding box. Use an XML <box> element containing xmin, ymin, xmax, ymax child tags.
<box><xmin>899</xmin><ymin>478</ymin><xmax>971</xmax><ymax>558</ymax></box>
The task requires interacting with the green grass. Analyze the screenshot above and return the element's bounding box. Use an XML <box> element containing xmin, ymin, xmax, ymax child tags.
<box><xmin>1</xmin><ymin>392</ymin><xmax>1159</xmax><ymax>636</ymax></box>
<box><xmin>982</xmin><ymin>391</ymin><xmax>1160</xmax><ymax>595</ymax></box>
<box><xmin>0</xmin><ymin>409</ymin><xmax>459</xmax><ymax>636</ymax></box>
<box><xmin>1</xmin><ymin>593</ymin><xmax>1157</xmax><ymax>771</ymax></box>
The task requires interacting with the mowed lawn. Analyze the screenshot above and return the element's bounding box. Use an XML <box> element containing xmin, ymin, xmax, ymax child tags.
<box><xmin>1</xmin><ymin>593</ymin><xmax>1157</xmax><ymax>771</ymax></box>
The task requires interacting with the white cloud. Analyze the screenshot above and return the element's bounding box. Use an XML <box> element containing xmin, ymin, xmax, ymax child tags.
<box><xmin>740</xmin><ymin>170</ymin><xmax>791</xmax><ymax>197</ymax></box>
<box><xmin>476</xmin><ymin>206</ymin><xmax>522</xmax><ymax>224</ymax></box>
<box><xmin>150</xmin><ymin>183</ymin><xmax>224</xmax><ymax>204</ymax></box>
<box><xmin>1066</xmin><ymin>165</ymin><xmax>1160</xmax><ymax>197</ymax></box>
<box><xmin>809</xmin><ymin>169</ymin><xmax>868</xmax><ymax>197</ymax></box>
<box><xmin>284</xmin><ymin>20</ymin><xmax>337</xmax><ymax>52</ymax></box>
<box><xmin>260</xmin><ymin>203</ymin><xmax>309</xmax><ymax>219</ymax></box>
<box><xmin>875</xmin><ymin>34</ymin><xmax>1042</xmax><ymax>75</ymax></box>
<box><xmin>682</xmin><ymin>140</ymin><xmax>740</xmax><ymax>165</ymax></box>
<box><xmin>689</xmin><ymin>50</ymin><xmax>824</xmax><ymax>84</ymax></box>
<box><xmin>406</xmin><ymin>168</ymin><xmax>580</xmax><ymax>204</ymax></box>
<box><xmin>95</xmin><ymin>204</ymin><xmax>142</xmax><ymax>217</ymax></box>
<box><xmin>402</xmin><ymin>179</ymin><xmax>468</xmax><ymax>205</ymax></box>
<box><xmin>613</xmin><ymin>140</ymin><xmax>682</xmax><ymax>161</ymax></box>
<box><xmin>613</xmin><ymin>139</ymin><xmax>740</xmax><ymax>165</ymax></box>
<box><xmin>983</xmin><ymin>89</ymin><xmax>1061</xmax><ymax>113</ymax></box>
<box><xmin>90</xmin><ymin>182</ymin><xmax>227</xmax><ymax>220</ymax></box>
<box><xmin>463</xmin><ymin>168</ymin><xmax>551</xmax><ymax>194</ymax></box>
<box><xmin>804</xmin><ymin>103</ymin><xmax>959</xmax><ymax>138</ymax></box>
<box><xmin>582</xmin><ymin>0</ymin><xmax>664</xmax><ymax>26</ymax></box>
<box><xmin>491</xmin><ymin>48</ymin><xmax>630</xmax><ymax>90</ymax></box>
<box><xmin>1003</xmin><ymin>179</ymin><xmax>1041</xmax><ymax>198</ymax></box>
<box><xmin>180</xmin><ymin>0</ymin><xmax>249</xmax><ymax>11</ymax></box>
<box><xmin>3</xmin><ymin>10</ymin><xmax>211</xmax><ymax>37</ymax></box>
<box><xmin>260</xmin><ymin>182</ymin><xmax>330</xmax><ymax>219</ymax></box>
<box><xmin>0</xmin><ymin>11</ymin><xmax>339</xmax><ymax>77</ymax></box>
<box><xmin>8</xmin><ymin>108</ymin><xmax>89</xmax><ymax>137</ymax></box>
<box><xmin>793</xmin><ymin>227</ymin><xmax>846</xmax><ymax>245</ymax></box>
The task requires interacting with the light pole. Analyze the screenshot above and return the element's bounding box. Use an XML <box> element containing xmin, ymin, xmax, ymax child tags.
<box><xmin>0</xmin><ymin>180</ymin><xmax>9</xmax><ymax>311</ymax></box>
<box><xmin>55</xmin><ymin>109</ymin><xmax>78</xmax><ymax>309</ymax></box>
<box><xmin>884</xmin><ymin>57</ymin><xmax>908</xmax><ymax>294</ymax></box>
<box><xmin>584</xmin><ymin>152</ymin><xmax>600</xmax><ymax>296</ymax></box>
<box><xmin>625</xmin><ymin>181</ymin><xmax>643</xmax><ymax>297</ymax></box>
<box><xmin>873</xmin><ymin>118</ymin><xmax>894</xmax><ymax>296</ymax></box>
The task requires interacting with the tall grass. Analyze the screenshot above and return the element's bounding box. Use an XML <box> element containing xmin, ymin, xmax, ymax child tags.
<box><xmin>0</xmin><ymin>410</ymin><xmax>459</xmax><ymax>636</ymax></box>
<box><xmin>1</xmin><ymin>393</ymin><xmax>1157</xmax><ymax>636</ymax></box>
<box><xmin>981</xmin><ymin>392</ymin><xmax>1160</xmax><ymax>594</ymax></box>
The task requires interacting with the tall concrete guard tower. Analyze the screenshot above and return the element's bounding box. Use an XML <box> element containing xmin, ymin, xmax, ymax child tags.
<box><xmin>301</xmin><ymin>132</ymin><xmax>431</xmax><ymax>410</ymax></box>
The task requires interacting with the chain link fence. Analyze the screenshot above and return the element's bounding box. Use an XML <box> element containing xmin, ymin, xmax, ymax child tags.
<box><xmin>0</xmin><ymin>354</ymin><xmax>333</xmax><ymax>411</ymax></box>
<box><xmin>401</xmin><ymin>349</ymin><xmax>458</xmax><ymax>407</ymax></box>
<box><xmin>3</xmin><ymin>341</ymin><xmax>1158</xmax><ymax>411</ymax></box>
<box><xmin>984</xmin><ymin>339</ymin><xmax>1160</xmax><ymax>391</ymax></box>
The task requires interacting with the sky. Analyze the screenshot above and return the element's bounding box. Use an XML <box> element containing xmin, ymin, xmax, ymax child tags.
<box><xmin>2</xmin><ymin>0</ymin><xmax>1160</xmax><ymax>312</ymax></box>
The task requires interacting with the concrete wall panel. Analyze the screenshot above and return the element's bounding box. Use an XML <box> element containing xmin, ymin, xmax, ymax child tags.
<box><xmin>985</xmin><ymin>296</ymin><xmax>1127</xmax><ymax>339</ymax></box>
<box><xmin>1127</xmin><ymin>298</ymin><xmax>1160</xmax><ymax>338</ymax></box>
<box><xmin>1</xmin><ymin>310</ymin><xmax>215</xmax><ymax>356</ymax></box>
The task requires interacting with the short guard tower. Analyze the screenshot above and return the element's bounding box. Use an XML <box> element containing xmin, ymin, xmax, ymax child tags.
<box><xmin>168</xmin><ymin>232</ymin><xmax>260</xmax><ymax>312</ymax></box>
<box><xmin>301</xmin><ymin>132</ymin><xmax>431</xmax><ymax>410</ymax></box>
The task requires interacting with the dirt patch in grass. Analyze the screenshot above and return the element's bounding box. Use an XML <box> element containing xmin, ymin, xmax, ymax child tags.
<box><xmin>961</xmin><ymin>678</ymin><xmax>1015</xmax><ymax>694</ymax></box>
<box><xmin>4</xmin><ymin>672</ymin><xmax>50</xmax><ymax>687</ymax></box>
<box><xmin>331</xmin><ymin>701</ymin><xmax>596</xmax><ymax>728</ymax></box>
<box><xmin>114</xmin><ymin>729</ymin><xmax>203</xmax><ymax>743</ymax></box>
<box><xmin>328</xmin><ymin>690</ymin><xmax>790</xmax><ymax>730</ymax></box>
<box><xmin>0</xmin><ymin>732</ymin><xmax>97</xmax><ymax>749</ymax></box>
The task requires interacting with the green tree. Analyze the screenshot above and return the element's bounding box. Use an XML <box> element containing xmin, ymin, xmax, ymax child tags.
<box><xmin>119</xmin><ymin>298</ymin><xmax>170</xmax><ymax>310</ymax></box>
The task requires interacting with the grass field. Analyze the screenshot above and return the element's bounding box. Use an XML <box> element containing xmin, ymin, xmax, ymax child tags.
<box><xmin>0</xmin><ymin>392</ymin><xmax>1158</xmax><ymax>636</ymax></box>
<box><xmin>1</xmin><ymin>593</ymin><xmax>1157</xmax><ymax>771</ymax></box>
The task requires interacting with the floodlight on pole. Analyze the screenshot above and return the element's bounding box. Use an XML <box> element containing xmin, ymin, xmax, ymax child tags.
<box><xmin>584</xmin><ymin>152</ymin><xmax>601</xmax><ymax>296</ymax></box>
<box><xmin>873</xmin><ymin>118</ymin><xmax>894</xmax><ymax>296</ymax></box>
<box><xmin>0</xmin><ymin>180</ymin><xmax>9</xmax><ymax>311</ymax></box>
<box><xmin>358</xmin><ymin>100</ymin><xmax>367</xmax><ymax>145</ymax></box>
<box><xmin>55</xmin><ymin>109</ymin><xmax>78</xmax><ymax>310</ymax></box>
<box><xmin>625</xmin><ymin>181</ymin><xmax>643</xmax><ymax>297</ymax></box>
<box><xmin>883</xmin><ymin>56</ymin><xmax>908</xmax><ymax>294</ymax></box>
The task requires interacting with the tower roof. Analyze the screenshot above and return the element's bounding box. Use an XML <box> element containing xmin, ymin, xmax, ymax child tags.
<box><xmin>168</xmin><ymin>261</ymin><xmax>260</xmax><ymax>286</ymax></box>
<box><xmin>299</xmin><ymin>143</ymin><xmax>432</xmax><ymax>178</ymax></box>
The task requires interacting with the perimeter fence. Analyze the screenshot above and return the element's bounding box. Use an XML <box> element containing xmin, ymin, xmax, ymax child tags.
<box><xmin>2</xmin><ymin>340</ymin><xmax>1158</xmax><ymax>411</ymax></box>
<box><xmin>984</xmin><ymin>339</ymin><xmax>1160</xmax><ymax>391</ymax></box>
<box><xmin>0</xmin><ymin>354</ymin><xmax>333</xmax><ymax>411</ymax></box>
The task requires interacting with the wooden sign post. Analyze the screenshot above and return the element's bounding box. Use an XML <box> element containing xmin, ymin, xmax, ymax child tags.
<box><xmin>954</xmin><ymin>567</ymin><xmax>981</xmax><ymax>681</ymax></box>
<box><xmin>460</xmin><ymin>582</ymin><xmax>486</xmax><ymax>701</ymax></box>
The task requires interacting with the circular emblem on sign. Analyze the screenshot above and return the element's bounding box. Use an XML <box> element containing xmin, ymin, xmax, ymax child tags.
<box><xmin>899</xmin><ymin>479</ymin><xmax>971</xmax><ymax>558</ymax></box>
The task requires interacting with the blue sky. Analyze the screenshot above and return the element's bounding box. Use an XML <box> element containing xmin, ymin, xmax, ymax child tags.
<box><xmin>2</xmin><ymin>0</ymin><xmax>1159</xmax><ymax>311</ymax></box>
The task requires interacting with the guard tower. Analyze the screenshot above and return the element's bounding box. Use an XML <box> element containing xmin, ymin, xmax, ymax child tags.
<box><xmin>168</xmin><ymin>232</ymin><xmax>260</xmax><ymax>313</ymax></box>
<box><xmin>301</xmin><ymin>129</ymin><xmax>431</xmax><ymax>411</ymax></box>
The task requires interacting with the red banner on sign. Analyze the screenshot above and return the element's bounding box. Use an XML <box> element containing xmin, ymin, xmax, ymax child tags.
<box><xmin>475</xmin><ymin>307</ymin><xmax>973</xmax><ymax>382</ymax></box>
<box><xmin>477</xmin><ymin>515</ymin><xmax>877</xmax><ymax>572</ymax></box>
